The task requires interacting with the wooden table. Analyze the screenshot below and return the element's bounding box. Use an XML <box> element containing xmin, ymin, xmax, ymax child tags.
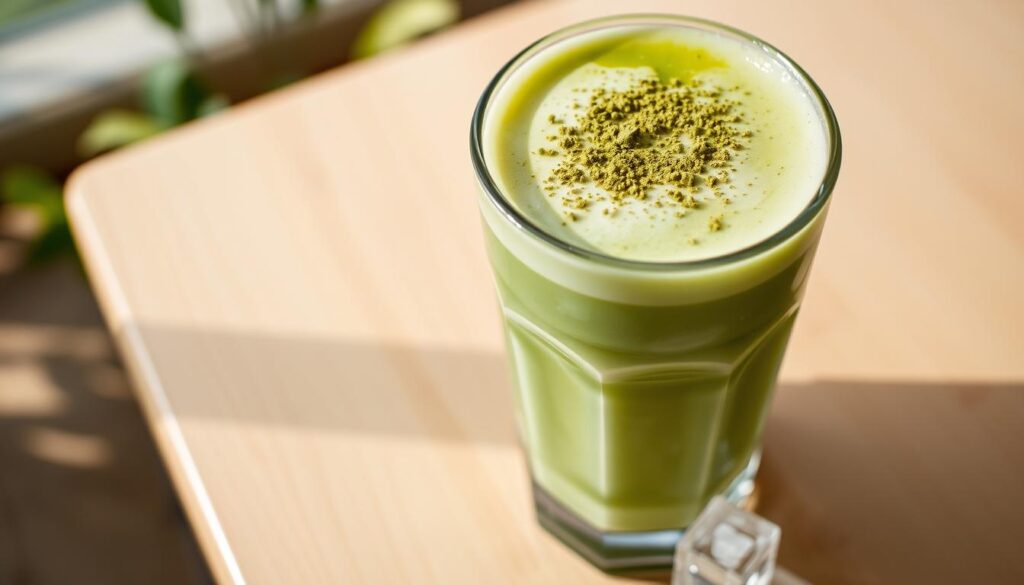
<box><xmin>66</xmin><ymin>0</ymin><xmax>1024</xmax><ymax>583</ymax></box>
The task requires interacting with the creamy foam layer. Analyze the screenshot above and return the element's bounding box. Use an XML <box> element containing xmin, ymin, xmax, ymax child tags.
<box><xmin>484</xmin><ymin>25</ymin><xmax>828</xmax><ymax>262</ymax></box>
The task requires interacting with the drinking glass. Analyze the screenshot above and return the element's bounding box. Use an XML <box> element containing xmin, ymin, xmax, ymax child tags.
<box><xmin>470</xmin><ymin>14</ymin><xmax>840</xmax><ymax>571</ymax></box>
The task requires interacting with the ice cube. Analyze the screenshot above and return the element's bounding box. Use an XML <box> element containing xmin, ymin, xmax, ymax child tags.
<box><xmin>672</xmin><ymin>496</ymin><xmax>780</xmax><ymax>585</ymax></box>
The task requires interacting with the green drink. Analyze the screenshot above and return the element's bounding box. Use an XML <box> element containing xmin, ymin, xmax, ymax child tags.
<box><xmin>470</xmin><ymin>15</ymin><xmax>840</xmax><ymax>570</ymax></box>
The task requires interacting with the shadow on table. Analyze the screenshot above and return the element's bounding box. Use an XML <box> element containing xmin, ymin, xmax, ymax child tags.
<box><xmin>137</xmin><ymin>323</ymin><xmax>1024</xmax><ymax>585</ymax></box>
<box><xmin>138</xmin><ymin>324</ymin><xmax>520</xmax><ymax>446</ymax></box>
<box><xmin>760</xmin><ymin>379</ymin><xmax>1024</xmax><ymax>585</ymax></box>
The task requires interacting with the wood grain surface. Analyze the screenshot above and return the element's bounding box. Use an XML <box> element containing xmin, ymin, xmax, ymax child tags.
<box><xmin>66</xmin><ymin>0</ymin><xmax>1024</xmax><ymax>583</ymax></box>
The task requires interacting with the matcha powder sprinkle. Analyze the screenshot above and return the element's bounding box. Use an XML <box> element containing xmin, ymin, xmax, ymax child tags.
<box><xmin>541</xmin><ymin>75</ymin><xmax>751</xmax><ymax>232</ymax></box>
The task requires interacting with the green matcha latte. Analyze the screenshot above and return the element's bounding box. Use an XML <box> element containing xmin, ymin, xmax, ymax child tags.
<box><xmin>471</xmin><ymin>15</ymin><xmax>839</xmax><ymax>570</ymax></box>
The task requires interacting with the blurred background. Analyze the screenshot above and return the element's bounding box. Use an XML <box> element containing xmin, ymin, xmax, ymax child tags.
<box><xmin>0</xmin><ymin>1</ymin><xmax>513</xmax><ymax>582</ymax></box>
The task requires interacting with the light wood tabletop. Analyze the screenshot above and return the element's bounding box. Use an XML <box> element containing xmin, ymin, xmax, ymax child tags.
<box><xmin>66</xmin><ymin>0</ymin><xmax>1024</xmax><ymax>583</ymax></box>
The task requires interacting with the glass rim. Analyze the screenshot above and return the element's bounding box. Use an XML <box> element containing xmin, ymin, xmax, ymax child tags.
<box><xmin>470</xmin><ymin>13</ymin><xmax>842</xmax><ymax>272</ymax></box>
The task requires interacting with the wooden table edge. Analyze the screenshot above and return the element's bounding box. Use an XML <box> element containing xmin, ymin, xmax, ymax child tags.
<box><xmin>66</xmin><ymin>167</ymin><xmax>246</xmax><ymax>585</ymax></box>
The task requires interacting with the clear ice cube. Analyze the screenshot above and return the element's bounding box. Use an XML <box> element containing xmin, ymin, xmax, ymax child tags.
<box><xmin>672</xmin><ymin>496</ymin><xmax>780</xmax><ymax>585</ymax></box>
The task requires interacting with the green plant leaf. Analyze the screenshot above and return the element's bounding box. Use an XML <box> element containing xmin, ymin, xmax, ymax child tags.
<box><xmin>301</xmin><ymin>0</ymin><xmax>319</xmax><ymax>15</ymax></box>
<box><xmin>142</xmin><ymin>60</ymin><xmax>211</xmax><ymax>126</ymax></box>
<box><xmin>143</xmin><ymin>0</ymin><xmax>185</xmax><ymax>31</ymax></box>
<box><xmin>1</xmin><ymin>166</ymin><xmax>59</xmax><ymax>205</ymax></box>
<box><xmin>1</xmin><ymin>165</ymin><xmax>75</xmax><ymax>264</ymax></box>
<box><xmin>351</xmin><ymin>0</ymin><xmax>459</xmax><ymax>60</ymax></box>
<box><xmin>26</xmin><ymin>219</ymin><xmax>75</xmax><ymax>265</ymax></box>
<box><xmin>1</xmin><ymin>165</ymin><xmax>64</xmax><ymax>223</ymax></box>
<box><xmin>196</xmin><ymin>94</ymin><xmax>230</xmax><ymax>117</ymax></box>
<box><xmin>78</xmin><ymin>110</ymin><xmax>166</xmax><ymax>157</ymax></box>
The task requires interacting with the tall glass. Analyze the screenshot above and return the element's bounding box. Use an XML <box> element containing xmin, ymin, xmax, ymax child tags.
<box><xmin>470</xmin><ymin>14</ymin><xmax>840</xmax><ymax>570</ymax></box>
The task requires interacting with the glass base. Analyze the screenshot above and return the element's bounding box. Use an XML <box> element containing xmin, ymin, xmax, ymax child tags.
<box><xmin>533</xmin><ymin>451</ymin><xmax>760</xmax><ymax>572</ymax></box>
